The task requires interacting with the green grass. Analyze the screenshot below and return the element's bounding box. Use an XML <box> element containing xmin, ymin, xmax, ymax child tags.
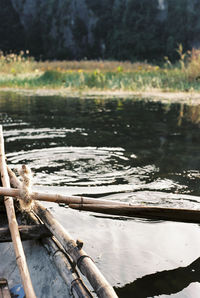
<box><xmin>0</xmin><ymin>69</ymin><xmax>199</xmax><ymax>92</ymax></box>
<box><xmin>1</xmin><ymin>49</ymin><xmax>200</xmax><ymax>93</ymax></box>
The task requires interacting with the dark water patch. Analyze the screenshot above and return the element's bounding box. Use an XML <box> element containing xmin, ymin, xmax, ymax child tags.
<box><xmin>1</xmin><ymin>93</ymin><xmax>199</xmax><ymax>196</ymax></box>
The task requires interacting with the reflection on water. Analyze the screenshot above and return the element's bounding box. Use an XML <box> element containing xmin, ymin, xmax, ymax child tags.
<box><xmin>0</xmin><ymin>91</ymin><xmax>200</xmax><ymax>297</ymax></box>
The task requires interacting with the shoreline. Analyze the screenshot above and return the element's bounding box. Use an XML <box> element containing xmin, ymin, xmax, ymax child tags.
<box><xmin>0</xmin><ymin>87</ymin><xmax>200</xmax><ymax>105</ymax></box>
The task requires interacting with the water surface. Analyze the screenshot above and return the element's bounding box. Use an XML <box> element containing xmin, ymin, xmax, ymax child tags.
<box><xmin>0</xmin><ymin>91</ymin><xmax>200</xmax><ymax>298</ymax></box>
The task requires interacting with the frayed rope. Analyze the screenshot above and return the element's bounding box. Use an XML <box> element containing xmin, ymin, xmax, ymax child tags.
<box><xmin>18</xmin><ymin>164</ymin><xmax>34</xmax><ymax>211</ymax></box>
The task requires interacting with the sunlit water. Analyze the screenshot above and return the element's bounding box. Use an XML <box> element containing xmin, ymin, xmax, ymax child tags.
<box><xmin>0</xmin><ymin>92</ymin><xmax>200</xmax><ymax>297</ymax></box>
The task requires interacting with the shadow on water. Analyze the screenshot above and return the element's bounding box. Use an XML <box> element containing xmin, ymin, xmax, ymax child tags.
<box><xmin>115</xmin><ymin>256</ymin><xmax>200</xmax><ymax>298</ymax></box>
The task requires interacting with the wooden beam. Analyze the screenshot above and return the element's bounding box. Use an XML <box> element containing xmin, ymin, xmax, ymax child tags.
<box><xmin>69</xmin><ymin>203</ymin><xmax>200</xmax><ymax>224</ymax></box>
<box><xmin>0</xmin><ymin>126</ymin><xmax>36</xmax><ymax>298</ymax></box>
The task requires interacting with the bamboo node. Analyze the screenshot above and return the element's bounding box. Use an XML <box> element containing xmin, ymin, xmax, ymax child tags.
<box><xmin>18</xmin><ymin>165</ymin><xmax>34</xmax><ymax>212</ymax></box>
<box><xmin>16</xmin><ymin>255</ymin><xmax>22</xmax><ymax>261</ymax></box>
<box><xmin>76</xmin><ymin>255</ymin><xmax>94</xmax><ymax>271</ymax></box>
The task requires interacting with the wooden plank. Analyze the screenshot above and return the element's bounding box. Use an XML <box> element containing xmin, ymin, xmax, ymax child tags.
<box><xmin>0</xmin><ymin>224</ymin><xmax>51</xmax><ymax>242</ymax></box>
<box><xmin>69</xmin><ymin>203</ymin><xmax>200</xmax><ymax>224</ymax></box>
<box><xmin>0</xmin><ymin>126</ymin><xmax>36</xmax><ymax>298</ymax></box>
<box><xmin>0</xmin><ymin>279</ymin><xmax>11</xmax><ymax>298</ymax></box>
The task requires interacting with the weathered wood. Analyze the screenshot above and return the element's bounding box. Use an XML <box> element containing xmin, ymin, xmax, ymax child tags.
<box><xmin>0</xmin><ymin>224</ymin><xmax>51</xmax><ymax>242</ymax></box>
<box><xmin>0</xmin><ymin>279</ymin><xmax>11</xmax><ymax>298</ymax></box>
<box><xmin>69</xmin><ymin>203</ymin><xmax>200</xmax><ymax>224</ymax></box>
<box><xmin>0</xmin><ymin>126</ymin><xmax>36</xmax><ymax>298</ymax></box>
<box><xmin>8</xmin><ymin>167</ymin><xmax>118</xmax><ymax>298</ymax></box>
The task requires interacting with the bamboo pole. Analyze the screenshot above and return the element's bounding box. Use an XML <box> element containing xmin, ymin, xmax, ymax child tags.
<box><xmin>43</xmin><ymin>237</ymin><xmax>93</xmax><ymax>298</ymax></box>
<box><xmin>1</xmin><ymin>185</ymin><xmax>200</xmax><ymax>224</ymax></box>
<box><xmin>33</xmin><ymin>202</ymin><xmax>118</xmax><ymax>298</ymax></box>
<box><xmin>8</xmin><ymin>168</ymin><xmax>94</xmax><ymax>298</ymax></box>
<box><xmin>0</xmin><ymin>183</ymin><xmax>125</xmax><ymax>206</ymax></box>
<box><xmin>8</xmin><ymin>167</ymin><xmax>118</xmax><ymax>298</ymax></box>
<box><xmin>0</xmin><ymin>126</ymin><xmax>36</xmax><ymax>298</ymax></box>
<box><xmin>24</xmin><ymin>200</ymin><xmax>93</xmax><ymax>298</ymax></box>
<box><xmin>69</xmin><ymin>203</ymin><xmax>200</xmax><ymax>224</ymax></box>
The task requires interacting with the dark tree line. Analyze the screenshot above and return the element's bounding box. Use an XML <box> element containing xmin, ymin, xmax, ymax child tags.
<box><xmin>0</xmin><ymin>0</ymin><xmax>25</xmax><ymax>52</ymax></box>
<box><xmin>1</xmin><ymin>0</ymin><xmax>200</xmax><ymax>61</ymax></box>
<box><xmin>88</xmin><ymin>0</ymin><xmax>200</xmax><ymax>61</ymax></box>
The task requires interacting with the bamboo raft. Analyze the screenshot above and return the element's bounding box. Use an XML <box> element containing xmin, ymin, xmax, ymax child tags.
<box><xmin>0</xmin><ymin>124</ymin><xmax>200</xmax><ymax>297</ymax></box>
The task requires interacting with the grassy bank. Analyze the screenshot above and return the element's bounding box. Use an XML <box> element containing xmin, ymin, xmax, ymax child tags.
<box><xmin>1</xmin><ymin>48</ymin><xmax>200</xmax><ymax>93</ymax></box>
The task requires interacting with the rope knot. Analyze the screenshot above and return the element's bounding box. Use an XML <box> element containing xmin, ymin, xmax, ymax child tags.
<box><xmin>18</xmin><ymin>164</ymin><xmax>33</xmax><ymax>211</ymax></box>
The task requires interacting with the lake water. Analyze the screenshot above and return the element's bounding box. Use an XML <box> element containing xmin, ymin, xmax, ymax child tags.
<box><xmin>0</xmin><ymin>91</ymin><xmax>200</xmax><ymax>298</ymax></box>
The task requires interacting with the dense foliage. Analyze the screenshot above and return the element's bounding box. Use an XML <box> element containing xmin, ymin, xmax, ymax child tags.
<box><xmin>88</xmin><ymin>0</ymin><xmax>199</xmax><ymax>61</ymax></box>
<box><xmin>1</xmin><ymin>0</ymin><xmax>200</xmax><ymax>61</ymax></box>
<box><xmin>0</xmin><ymin>0</ymin><xmax>25</xmax><ymax>52</ymax></box>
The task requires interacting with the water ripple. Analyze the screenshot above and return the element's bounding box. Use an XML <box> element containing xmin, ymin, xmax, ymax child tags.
<box><xmin>4</xmin><ymin>127</ymin><xmax>86</xmax><ymax>142</ymax></box>
<box><xmin>7</xmin><ymin>145</ymin><xmax>182</xmax><ymax>198</ymax></box>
